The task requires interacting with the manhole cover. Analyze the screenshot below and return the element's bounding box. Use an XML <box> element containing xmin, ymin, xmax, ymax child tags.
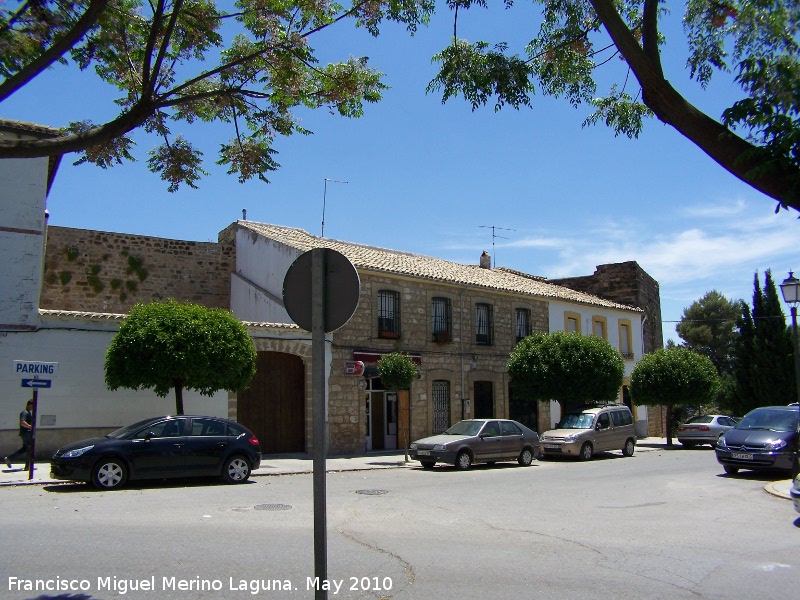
<box><xmin>254</xmin><ymin>503</ymin><xmax>293</xmax><ymax>511</ymax></box>
<box><xmin>355</xmin><ymin>489</ymin><xmax>389</xmax><ymax>495</ymax></box>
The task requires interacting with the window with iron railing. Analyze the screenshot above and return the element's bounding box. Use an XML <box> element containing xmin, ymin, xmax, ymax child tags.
<box><xmin>515</xmin><ymin>308</ymin><xmax>531</xmax><ymax>343</ymax></box>
<box><xmin>432</xmin><ymin>297</ymin><xmax>452</xmax><ymax>343</ymax></box>
<box><xmin>475</xmin><ymin>303</ymin><xmax>493</xmax><ymax>346</ymax></box>
<box><xmin>378</xmin><ymin>290</ymin><xmax>400</xmax><ymax>339</ymax></box>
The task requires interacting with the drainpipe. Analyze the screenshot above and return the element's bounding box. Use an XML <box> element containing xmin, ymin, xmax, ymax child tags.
<box><xmin>460</xmin><ymin>287</ymin><xmax>466</xmax><ymax>419</ymax></box>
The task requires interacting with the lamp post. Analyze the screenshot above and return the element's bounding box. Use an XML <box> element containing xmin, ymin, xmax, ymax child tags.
<box><xmin>779</xmin><ymin>271</ymin><xmax>800</xmax><ymax>479</ymax></box>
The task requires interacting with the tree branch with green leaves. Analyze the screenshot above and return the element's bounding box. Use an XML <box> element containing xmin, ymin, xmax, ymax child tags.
<box><xmin>429</xmin><ymin>0</ymin><xmax>800</xmax><ymax>213</ymax></box>
<box><xmin>0</xmin><ymin>0</ymin><xmax>435</xmax><ymax>191</ymax></box>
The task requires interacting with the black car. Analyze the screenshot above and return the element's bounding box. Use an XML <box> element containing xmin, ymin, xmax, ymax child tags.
<box><xmin>50</xmin><ymin>416</ymin><xmax>262</xmax><ymax>490</ymax></box>
<box><xmin>715</xmin><ymin>406</ymin><xmax>799</xmax><ymax>475</ymax></box>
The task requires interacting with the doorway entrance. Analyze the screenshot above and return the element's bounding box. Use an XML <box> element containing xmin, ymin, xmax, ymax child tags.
<box><xmin>474</xmin><ymin>381</ymin><xmax>494</xmax><ymax>418</ymax></box>
<box><xmin>238</xmin><ymin>351</ymin><xmax>305</xmax><ymax>454</ymax></box>
<box><xmin>364</xmin><ymin>379</ymin><xmax>398</xmax><ymax>451</ymax></box>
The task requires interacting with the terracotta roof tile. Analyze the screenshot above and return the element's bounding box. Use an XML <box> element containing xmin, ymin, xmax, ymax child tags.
<box><xmin>237</xmin><ymin>221</ymin><xmax>641</xmax><ymax>312</ymax></box>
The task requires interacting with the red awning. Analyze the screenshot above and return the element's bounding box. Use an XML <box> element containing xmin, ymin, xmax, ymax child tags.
<box><xmin>352</xmin><ymin>350</ymin><xmax>421</xmax><ymax>365</ymax></box>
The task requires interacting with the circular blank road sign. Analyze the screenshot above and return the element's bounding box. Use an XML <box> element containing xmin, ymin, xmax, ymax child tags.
<box><xmin>282</xmin><ymin>248</ymin><xmax>360</xmax><ymax>333</ymax></box>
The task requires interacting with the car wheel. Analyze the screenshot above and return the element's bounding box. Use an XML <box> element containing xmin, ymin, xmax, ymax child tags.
<box><xmin>455</xmin><ymin>451</ymin><xmax>472</xmax><ymax>470</ymax></box>
<box><xmin>622</xmin><ymin>438</ymin><xmax>635</xmax><ymax>457</ymax></box>
<box><xmin>579</xmin><ymin>443</ymin><xmax>593</xmax><ymax>461</ymax></box>
<box><xmin>421</xmin><ymin>461</ymin><xmax>436</xmax><ymax>469</ymax></box>
<box><xmin>92</xmin><ymin>458</ymin><xmax>128</xmax><ymax>490</ymax></box>
<box><xmin>518</xmin><ymin>448</ymin><xmax>534</xmax><ymax>466</ymax></box>
<box><xmin>723</xmin><ymin>465</ymin><xmax>739</xmax><ymax>475</ymax></box>
<box><xmin>222</xmin><ymin>455</ymin><xmax>251</xmax><ymax>483</ymax></box>
<box><xmin>680</xmin><ymin>441</ymin><xmax>696</xmax><ymax>448</ymax></box>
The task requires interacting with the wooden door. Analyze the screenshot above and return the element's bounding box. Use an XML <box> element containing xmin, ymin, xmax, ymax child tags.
<box><xmin>238</xmin><ymin>351</ymin><xmax>305</xmax><ymax>454</ymax></box>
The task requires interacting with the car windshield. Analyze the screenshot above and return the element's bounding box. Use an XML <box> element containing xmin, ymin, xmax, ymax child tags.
<box><xmin>105</xmin><ymin>418</ymin><xmax>161</xmax><ymax>439</ymax></box>
<box><xmin>736</xmin><ymin>409</ymin><xmax>798</xmax><ymax>432</ymax></box>
<box><xmin>443</xmin><ymin>421</ymin><xmax>485</xmax><ymax>436</ymax></box>
<box><xmin>558</xmin><ymin>413</ymin><xmax>595</xmax><ymax>429</ymax></box>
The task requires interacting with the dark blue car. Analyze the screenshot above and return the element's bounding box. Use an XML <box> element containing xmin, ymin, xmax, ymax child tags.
<box><xmin>715</xmin><ymin>406</ymin><xmax>799</xmax><ymax>475</ymax></box>
<box><xmin>50</xmin><ymin>416</ymin><xmax>261</xmax><ymax>489</ymax></box>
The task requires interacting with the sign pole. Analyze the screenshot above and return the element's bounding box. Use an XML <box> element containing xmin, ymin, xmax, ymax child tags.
<box><xmin>312</xmin><ymin>248</ymin><xmax>328</xmax><ymax>600</ymax></box>
<box><xmin>28</xmin><ymin>389</ymin><xmax>38</xmax><ymax>481</ymax></box>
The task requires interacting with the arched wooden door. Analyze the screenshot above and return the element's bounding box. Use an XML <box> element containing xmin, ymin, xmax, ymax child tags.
<box><xmin>238</xmin><ymin>351</ymin><xmax>305</xmax><ymax>454</ymax></box>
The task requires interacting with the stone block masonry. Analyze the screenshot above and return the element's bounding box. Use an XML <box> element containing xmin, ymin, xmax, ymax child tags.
<box><xmin>40</xmin><ymin>226</ymin><xmax>234</xmax><ymax>314</ymax></box>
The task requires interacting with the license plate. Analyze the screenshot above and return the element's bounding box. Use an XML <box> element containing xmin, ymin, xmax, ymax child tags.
<box><xmin>732</xmin><ymin>453</ymin><xmax>753</xmax><ymax>460</ymax></box>
<box><xmin>417</xmin><ymin>450</ymin><xmax>431</xmax><ymax>456</ymax></box>
<box><xmin>544</xmin><ymin>444</ymin><xmax>560</xmax><ymax>450</ymax></box>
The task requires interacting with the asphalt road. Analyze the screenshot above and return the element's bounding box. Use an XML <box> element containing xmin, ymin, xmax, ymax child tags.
<box><xmin>1</xmin><ymin>445</ymin><xmax>798</xmax><ymax>600</ymax></box>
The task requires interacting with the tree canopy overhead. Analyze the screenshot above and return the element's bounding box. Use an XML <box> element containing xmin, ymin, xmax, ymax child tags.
<box><xmin>0</xmin><ymin>0</ymin><xmax>434</xmax><ymax>191</ymax></box>
<box><xmin>4</xmin><ymin>1</ymin><xmax>799</xmax><ymax>211</ymax></box>
<box><xmin>428</xmin><ymin>0</ymin><xmax>800</xmax><ymax>213</ymax></box>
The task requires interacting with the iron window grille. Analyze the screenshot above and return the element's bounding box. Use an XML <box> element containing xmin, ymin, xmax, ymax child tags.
<box><xmin>432</xmin><ymin>380</ymin><xmax>451</xmax><ymax>434</ymax></box>
<box><xmin>475</xmin><ymin>303</ymin><xmax>494</xmax><ymax>346</ymax></box>
<box><xmin>378</xmin><ymin>290</ymin><xmax>400</xmax><ymax>338</ymax></box>
<box><xmin>515</xmin><ymin>308</ymin><xmax>531</xmax><ymax>343</ymax></box>
<box><xmin>432</xmin><ymin>297</ymin><xmax>452</xmax><ymax>343</ymax></box>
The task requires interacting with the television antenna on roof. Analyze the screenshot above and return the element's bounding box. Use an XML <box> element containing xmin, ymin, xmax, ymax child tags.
<box><xmin>479</xmin><ymin>225</ymin><xmax>516</xmax><ymax>267</ymax></box>
<box><xmin>321</xmin><ymin>178</ymin><xmax>348</xmax><ymax>237</ymax></box>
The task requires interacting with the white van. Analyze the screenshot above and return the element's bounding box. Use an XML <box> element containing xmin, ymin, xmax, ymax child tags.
<box><xmin>540</xmin><ymin>405</ymin><xmax>636</xmax><ymax>460</ymax></box>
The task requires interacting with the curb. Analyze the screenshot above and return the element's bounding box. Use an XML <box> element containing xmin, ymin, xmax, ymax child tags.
<box><xmin>763</xmin><ymin>480</ymin><xmax>792</xmax><ymax>500</ymax></box>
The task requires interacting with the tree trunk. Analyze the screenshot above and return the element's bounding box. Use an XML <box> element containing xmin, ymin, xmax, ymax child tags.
<box><xmin>174</xmin><ymin>380</ymin><xmax>184</xmax><ymax>415</ymax></box>
<box><xmin>589</xmin><ymin>0</ymin><xmax>800</xmax><ymax>212</ymax></box>
<box><xmin>665</xmin><ymin>402</ymin><xmax>674</xmax><ymax>446</ymax></box>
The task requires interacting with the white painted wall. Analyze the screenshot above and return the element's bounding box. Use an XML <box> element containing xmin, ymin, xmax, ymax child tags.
<box><xmin>0</xmin><ymin>157</ymin><xmax>49</xmax><ymax>328</ymax></box>
<box><xmin>231</xmin><ymin>227</ymin><xmax>300</xmax><ymax>323</ymax></box>
<box><xmin>546</xmin><ymin>300</ymin><xmax>649</xmax><ymax>434</ymax></box>
<box><xmin>547</xmin><ymin>300</ymin><xmax>643</xmax><ymax>378</ymax></box>
<box><xmin>0</xmin><ymin>318</ymin><xmax>227</xmax><ymax>431</ymax></box>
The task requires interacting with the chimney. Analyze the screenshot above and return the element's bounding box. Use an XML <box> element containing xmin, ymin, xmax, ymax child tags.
<box><xmin>480</xmin><ymin>251</ymin><xmax>491</xmax><ymax>269</ymax></box>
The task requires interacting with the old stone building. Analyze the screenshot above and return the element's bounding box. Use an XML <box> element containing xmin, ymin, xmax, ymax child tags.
<box><xmin>225</xmin><ymin>221</ymin><xmax>648</xmax><ymax>455</ymax></box>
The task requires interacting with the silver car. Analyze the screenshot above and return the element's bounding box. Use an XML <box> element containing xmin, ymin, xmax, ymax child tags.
<box><xmin>409</xmin><ymin>419</ymin><xmax>540</xmax><ymax>470</ymax></box>
<box><xmin>677</xmin><ymin>415</ymin><xmax>738</xmax><ymax>448</ymax></box>
<box><xmin>540</xmin><ymin>405</ymin><xmax>636</xmax><ymax>461</ymax></box>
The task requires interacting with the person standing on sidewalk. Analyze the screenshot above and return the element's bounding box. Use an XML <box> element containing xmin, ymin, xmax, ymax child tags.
<box><xmin>4</xmin><ymin>400</ymin><xmax>33</xmax><ymax>470</ymax></box>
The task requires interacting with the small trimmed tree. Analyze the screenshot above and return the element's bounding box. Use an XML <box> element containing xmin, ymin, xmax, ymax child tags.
<box><xmin>507</xmin><ymin>331</ymin><xmax>625</xmax><ymax>419</ymax></box>
<box><xmin>377</xmin><ymin>352</ymin><xmax>418</xmax><ymax>392</ymax></box>
<box><xmin>630</xmin><ymin>347</ymin><xmax>720</xmax><ymax>446</ymax></box>
<box><xmin>105</xmin><ymin>299</ymin><xmax>257</xmax><ymax>415</ymax></box>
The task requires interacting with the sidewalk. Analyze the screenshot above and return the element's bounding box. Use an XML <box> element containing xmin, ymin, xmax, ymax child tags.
<box><xmin>0</xmin><ymin>450</ymin><xmax>412</xmax><ymax>487</ymax></box>
<box><xmin>0</xmin><ymin>443</ymin><xmax>793</xmax><ymax>500</ymax></box>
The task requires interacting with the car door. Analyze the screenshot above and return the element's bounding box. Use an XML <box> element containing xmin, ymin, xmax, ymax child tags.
<box><xmin>128</xmin><ymin>418</ymin><xmax>188</xmax><ymax>478</ymax></box>
<box><xmin>594</xmin><ymin>412</ymin><xmax>613</xmax><ymax>451</ymax></box>
<box><xmin>475</xmin><ymin>420</ymin><xmax>504</xmax><ymax>461</ymax></box>
<box><xmin>500</xmin><ymin>421</ymin><xmax>525</xmax><ymax>458</ymax></box>
<box><xmin>183</xmin><ymin>418</ymin><xmax>230</xmax><ymax>476</ymax></box>
<box><xmin>609</xmin><ymin>410</ymin><xmax>628</xmax><ymax>449</ymax></box>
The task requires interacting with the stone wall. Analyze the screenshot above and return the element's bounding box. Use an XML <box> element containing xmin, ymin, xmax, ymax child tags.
<box><xmin>550</xmin><ymin>261</ymin><xmax>663</xmax><ymax>354</ymax></box>
<box><xmin>40</xmin><ymin>226</ymin><xmax>234</xmax><ymax>313</ymax></box>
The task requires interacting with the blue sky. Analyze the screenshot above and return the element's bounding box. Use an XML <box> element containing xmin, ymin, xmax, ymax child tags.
<box><xmin>3</xmin><ymin>4</ymin><xmax>797</xmax><ymax>344</ymax></box>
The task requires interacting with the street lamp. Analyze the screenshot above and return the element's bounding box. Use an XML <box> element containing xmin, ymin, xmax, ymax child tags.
<box><xmin>779</xmin><ymin>271</ymin><xmax>800</xmax><ymax>478</ymax></box>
